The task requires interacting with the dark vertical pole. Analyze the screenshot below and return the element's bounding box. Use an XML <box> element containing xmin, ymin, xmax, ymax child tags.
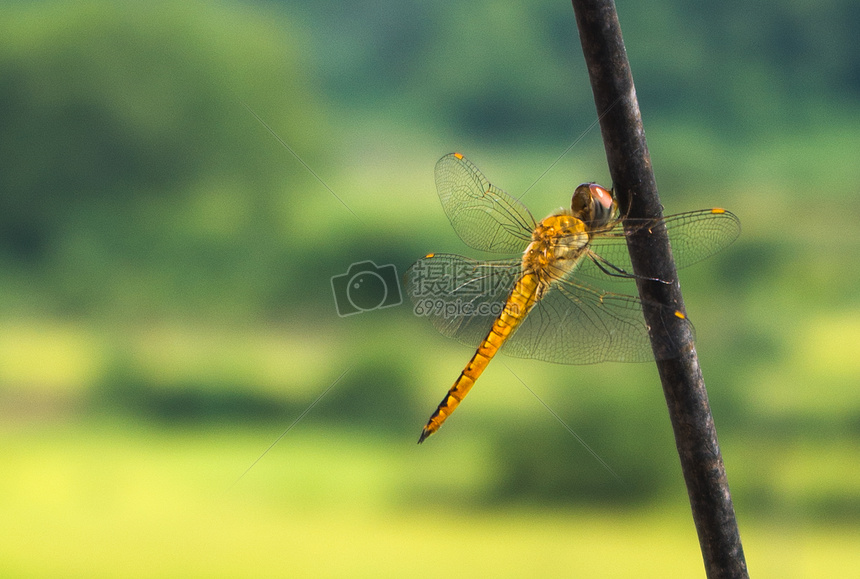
<box><xmin>569</xmin><ymin>1</ymin><xmax>748</xmax><ymax>578</ymax></box>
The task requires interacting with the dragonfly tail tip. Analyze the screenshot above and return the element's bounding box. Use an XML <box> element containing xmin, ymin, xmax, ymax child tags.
<box><xmin>417</xmin><ymin>428</ymin><xmax>432</xmax><ymax>444</ymax></box>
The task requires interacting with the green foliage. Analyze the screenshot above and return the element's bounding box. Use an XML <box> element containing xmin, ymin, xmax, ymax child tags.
<box><xmin>0</xmin><ymin>0</ymin><xmax>321</xmax><ymax>319</ymax></box>
<box><xmin>292</xmin><ymin>0</ymin><xmax>860</xmax><ymax>142</ymax></box>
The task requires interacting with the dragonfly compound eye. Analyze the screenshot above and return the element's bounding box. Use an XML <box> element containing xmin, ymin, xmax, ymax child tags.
<box><xmin>570</xmin><ymin>184</ymin><xmax>593</xmax><ymax>219</ymax></box>
<box><xmin>587</xmin><ymin>184</ymin><xmax>616</xmax><ymax>227</ymax></box>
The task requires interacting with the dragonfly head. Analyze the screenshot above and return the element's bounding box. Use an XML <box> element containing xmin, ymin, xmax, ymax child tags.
<box><xmin>571</xmin><ymin>183</ymin><xmax>617</xmax><ymax>228</ymax></box>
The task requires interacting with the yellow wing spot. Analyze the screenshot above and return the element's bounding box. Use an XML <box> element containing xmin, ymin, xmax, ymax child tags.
<box><xmin>453</xmin><ymin>152</ymin><xmax>464</xmax><ymax>159</ymax></box>
<box><xmin>711</xmin><ymin>208</ymin><xmax>726</xmax><ymax>214</ymax></box>
<box><xmin>674</xmin><ymin>310</ymin><xmax>687</xmax><ymax>320</ymax></box>
<box><xmin>425</xmin><ymin>253</ymin><xmax>435</xmax><ymax>259</ymax></box>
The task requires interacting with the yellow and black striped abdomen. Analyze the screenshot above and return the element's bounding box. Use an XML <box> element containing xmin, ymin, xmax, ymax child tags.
<box><xmin>418</xmin><ymin>273</ymin><xmax>541</xmax><ymax>443</ymax></box>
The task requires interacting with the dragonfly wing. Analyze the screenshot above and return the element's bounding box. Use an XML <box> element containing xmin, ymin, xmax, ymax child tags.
<box><xmin>652</xmin><ymin>208</ymin><xmax>741</xmax><ymax>269</ymax></box>
<box><xmin>502</xmin><ymin>276</ymin><xmax>686</xmax><ymax>364</ymax></box>
<box><xmin>404</xmin><ymin>253</ymin><xmax>522</xmax><ymax>348</ymax></box>
<box><xmin>435</xmin><ymin>153</ymin><xmax>536</xmax><ymax>254</ymax></box>
<box><xmin>577</xmin><ymin>208</ymin><xmax>741</xmax><ymax>282</ymax></box>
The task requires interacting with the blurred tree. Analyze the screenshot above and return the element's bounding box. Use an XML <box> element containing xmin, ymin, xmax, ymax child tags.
<box><xmin>0</xmin><ymin>1</ymin><xmax>321</xmax><ymax>318</ymax></box>
<box><xmin>289</xmin><ymin>0</ymin><xmax>860</xmax><ymax>142</ymax></box>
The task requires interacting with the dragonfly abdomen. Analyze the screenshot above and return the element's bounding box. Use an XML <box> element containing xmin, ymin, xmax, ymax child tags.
<box><xmin>418</xmin><ymin>272</ymin><xmax>541</xmax><ymax>443</ymax></box>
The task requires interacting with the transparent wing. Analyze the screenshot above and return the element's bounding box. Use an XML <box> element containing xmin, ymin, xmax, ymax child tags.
<box><xmin>577</xmin><ymin>209</ymin><xmax>741</xmax><ymax>282</ymax></box>
<box><xmin>503</xmin><ymin>276</ymin><xmax>687</xmax><ymax>364</ymax></box>
<box><xmin>404</xmin><ymin>254</ymin><xmax>687</xmax><ymax>365</ymax></box>
<box><xmin>403</xmin><ymin>253</ymin><xmax>520</xmax><ymax>347</ymax></box>
<box><xmin>435</xmin><ymin>153</ymin><xmax>536</xmax><ymax>254</ymax></box>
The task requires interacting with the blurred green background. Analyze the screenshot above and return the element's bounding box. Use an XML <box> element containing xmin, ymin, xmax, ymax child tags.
<box><xmin>1</xmin><ymin>0</ymin><xmax>859</xmax><ymax>576</ymax></box>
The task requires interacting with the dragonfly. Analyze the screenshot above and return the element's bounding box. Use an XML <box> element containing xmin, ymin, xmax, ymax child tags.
<box><xmin>405</xmin><ymin>152</ymin><xmax>740</xmax><ymax>444</ymax></box>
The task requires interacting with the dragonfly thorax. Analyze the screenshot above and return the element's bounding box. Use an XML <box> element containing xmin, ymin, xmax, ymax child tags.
<box><xmin>523</xmin><ymin>212</ymin><xmax>590</xmax><ymax>283</ymax></box>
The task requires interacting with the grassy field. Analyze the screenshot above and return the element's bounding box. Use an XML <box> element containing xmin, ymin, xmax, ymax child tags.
<box><xmin>1</xmin><ymin>420</ymin><xmax>857</xmax><ymax>578</ymax></box>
